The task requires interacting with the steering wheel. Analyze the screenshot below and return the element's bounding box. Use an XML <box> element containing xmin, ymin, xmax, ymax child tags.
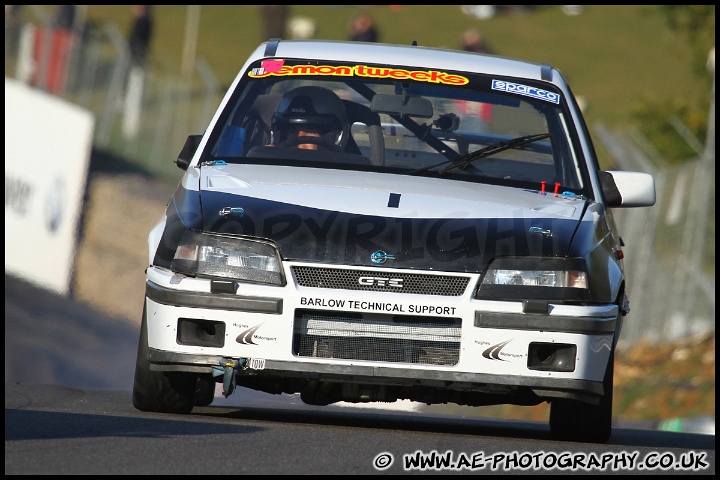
<box><xmin>278</xmin><ymin>136</ymin><xmax>341</xmax><ymax>152</ymax></box>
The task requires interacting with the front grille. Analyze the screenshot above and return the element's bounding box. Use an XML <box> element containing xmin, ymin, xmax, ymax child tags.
<box><xmin>292</xmin><ymin>266</ymin><xmax>470</xmax><ymax>296</ymax></box>
<box><xmin>293</xmin><ymin>310</ymin><xmax>461</xmax><ymax>365</ymax></box>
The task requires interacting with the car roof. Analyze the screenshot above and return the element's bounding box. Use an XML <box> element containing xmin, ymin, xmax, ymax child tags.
<box><xmin>246</xmin><ymin>39</ymin><xmax>566</xmax><ymax>88</ymax></box>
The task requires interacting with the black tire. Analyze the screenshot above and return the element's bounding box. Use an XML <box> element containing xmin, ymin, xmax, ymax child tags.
<box><xmin>132</xmin><ymin>306</ymin><xmax>197</xmax><ymax>414</ymax></box>
<box><xmin>193</xmin><ymin>374</ymin><xmax>216</xmax><ymax>406</ymax></box>
<box><xmin>549</xmin><ymin>351</ymin><xmax>614</xmax><ymax>443</ymax></box>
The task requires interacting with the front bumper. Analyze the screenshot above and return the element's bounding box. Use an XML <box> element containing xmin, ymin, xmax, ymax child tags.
<box><xmin>143</xmin><ymin>264</ymin><xmax>619</xmax><ymax>404</ymax></box>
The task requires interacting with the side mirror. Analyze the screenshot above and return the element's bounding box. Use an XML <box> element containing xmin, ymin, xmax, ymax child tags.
<box><xmin>599</xmin><ymin>171</ymin><xmax>656</xmax><ymax>208</ymax></box>
<box><xmin>370</xmin><ymin>94</ymin><xmax>433</xmax><ymax>118</ymax></box>
<box><xmin>176</xmin><ymin>134</ymin><xmax>203</xmax><ymax>171</ymax></box>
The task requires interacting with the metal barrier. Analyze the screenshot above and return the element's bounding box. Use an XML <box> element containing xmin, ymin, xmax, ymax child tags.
<box><xmin>595</xmin><ymin>122</ymin><xmax>715</xmax><ymax>347</ymax></box>
<box><xmin>5</xmin><ymin>10</ymin><xmax>221</xmax><ymax>184</ymax></box>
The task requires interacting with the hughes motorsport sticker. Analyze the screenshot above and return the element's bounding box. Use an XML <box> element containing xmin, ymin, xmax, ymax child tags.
<box><xmin>236</xmin><ymin>322</ymin><xmax>277</xmax><ymax>345</ymax></box>
<box><xmin>250</xmin><ymin>59</ymin><xmax>469</xmax><ymax>86</ymax></box>
<box><xmin>481</xmin><ymin>339</ymin><xmax>526</xmax><ymax>361</ymax></box>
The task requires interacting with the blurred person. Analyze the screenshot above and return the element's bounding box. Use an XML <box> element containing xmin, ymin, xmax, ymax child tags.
<box><xmin>53</xmin><ymin>4</ymin><xmax>77</xmax><ymax>32</ymax></box>
<box><xmin>460</xmin><ymin>28</ymin><xmax>494</xmax><ymax>54</ymax></box>
<box><xmin>456</xmin><ymin>28</ymin><xmax>496</xmax><ymax>129</ymax></box>
<box><xmin>123</xmin><ymin>5</ymin><xmax>154</xmax><ymax>140</ymax></box>
<box><xmin>287</xmin><ymin>16</ymin><xmax>316</xmax><ymax>40</ymax></box>
<box><xmin>348</xmin><ymin>12</ymin><xmax>379</xmax><ymax>43</ymax></box>
<box><xmin>5</xmin><ymin>5</ymin><xmax>23</xmax><ymax>61</ymax></box>
<box><xmin>562</xmin><ymin>5</ymin><xmax>584</xmax><ymax>16</ymax></box>
<box><xmin>32</xmin><ymin>5</ymin><xmax>80</xmax><ymax>93</ymax></box>
<box><xmin>128</xmin><ymin>5</ymin><xmax>153</xmax><ymax>68</ymax></box>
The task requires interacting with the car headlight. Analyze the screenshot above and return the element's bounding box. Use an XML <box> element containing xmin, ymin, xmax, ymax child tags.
<box><xmin>476</xmin><ymin>257</ymin><xmax>589</xmax><ymax>301</ymax></box>
<box><xmin>171</xmin><ymin>231</ymin><xmax>284</xmax><ymax>285</ymax></box>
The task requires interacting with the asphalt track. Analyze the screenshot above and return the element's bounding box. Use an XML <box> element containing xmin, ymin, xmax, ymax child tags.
<box><xmin>5</xmin><ymin>274</ymin><xmax>715</xmax><ymax>474</ymax></box>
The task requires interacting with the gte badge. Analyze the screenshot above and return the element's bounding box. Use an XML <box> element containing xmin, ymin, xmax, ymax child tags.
<box><xmin>370</xmin><ymin>251</ymin><xmax>396</xmax><ymax>264</ymax></box>
<box><xmin>358</xmin><ymin>276</ymin><xmax>403</xmax><ymax>288</ymax></box>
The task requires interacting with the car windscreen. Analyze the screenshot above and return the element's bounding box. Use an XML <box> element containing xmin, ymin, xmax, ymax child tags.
<box><xmin>206</xmin><ymin>59</ymin><xmax>590</xmax><ymax>198</ymax></box>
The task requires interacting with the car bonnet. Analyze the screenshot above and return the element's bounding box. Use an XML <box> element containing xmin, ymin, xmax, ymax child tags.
<box><xmin>193</xmin><ymin>163</ymin><xmax>585</xmax><ymax>272</ymax></box>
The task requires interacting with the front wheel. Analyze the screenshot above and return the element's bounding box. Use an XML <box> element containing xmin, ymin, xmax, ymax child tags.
<box><xmin>132</xmin><ymin>305</ymin><xmax>197</xmax><ymax>414</ymax></box>
<box><xmin>549</xmin><ymin>351</ymin><xmax>614</xmax><ymax>443</ymax></box>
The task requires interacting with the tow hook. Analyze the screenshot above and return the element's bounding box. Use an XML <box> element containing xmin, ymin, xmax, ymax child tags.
<box><xmin>211</xmin><ymin>357</ymin><xmax>247</xmax><ymax>397</ymax></box>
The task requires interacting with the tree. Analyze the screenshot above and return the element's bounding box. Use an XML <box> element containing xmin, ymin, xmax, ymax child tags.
<box><xmin>631</xmin><ymin>6</ymin><xmax>715</xmax><ymax>164</ymax></box>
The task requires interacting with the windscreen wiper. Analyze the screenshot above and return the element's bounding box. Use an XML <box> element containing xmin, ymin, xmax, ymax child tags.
<box><xmin>440</xmin><ymin>133</ymin><xmax>551</xmax><ymax>175</ymax></box>
<box><xmin>405</xmin><ymin>133</ymin><xmax>550</xmax><ymax>176</ymax></box>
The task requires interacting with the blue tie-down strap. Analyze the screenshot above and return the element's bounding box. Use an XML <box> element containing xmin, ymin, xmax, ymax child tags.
<box><xmin>212</xmin><ymin>357</ymin><xmax>247</xmax><ymax>397</ymax></box>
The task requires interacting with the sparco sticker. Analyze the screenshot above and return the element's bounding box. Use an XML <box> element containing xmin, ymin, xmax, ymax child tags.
<box><xmin>492</xmin><ymin>79</ymin><xmax>560</xmax><ymax>104</ymax></box>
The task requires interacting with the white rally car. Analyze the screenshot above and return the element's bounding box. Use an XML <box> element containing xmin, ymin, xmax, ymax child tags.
<box><xmin>132</xmin><ymin>39</ymin><xmax>656</xmax><ymax>443</ymax></box>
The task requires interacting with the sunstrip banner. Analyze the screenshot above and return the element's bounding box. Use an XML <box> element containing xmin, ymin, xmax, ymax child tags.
<box><xmin>250</xmin><ymin>61</ymin><xmax>469</xmax><ymax>86</ymax></box>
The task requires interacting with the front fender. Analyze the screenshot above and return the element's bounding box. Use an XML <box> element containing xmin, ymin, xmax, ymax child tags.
<box><xmin>570</xmin><ymin>202</ymin><xmax>624</xmax><ymax>303</ymax></box>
